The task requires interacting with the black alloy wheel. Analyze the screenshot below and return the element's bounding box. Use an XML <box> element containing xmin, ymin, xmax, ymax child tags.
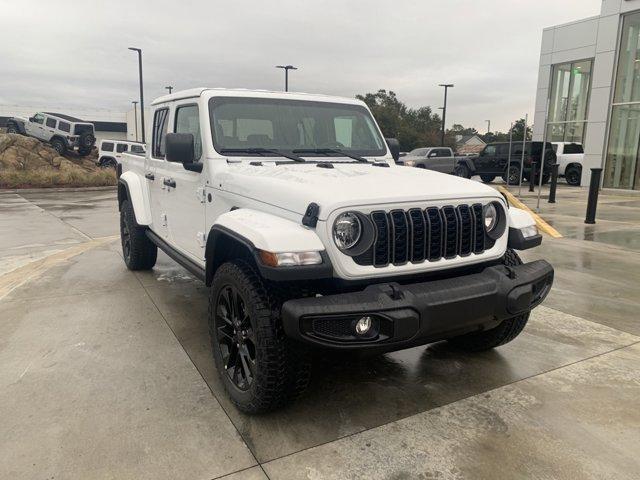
<box><xmin>504</xmin><ymin>164</ymin><xmax>520</xmax><ymax>185</ymax></box>
<box><xmin>565</xmin><ymin>165</ymin><xmax>582</xmax><ymax>186</ymax></box>
<box><xmin>120</xmin><ymin>212</ymin><xmax>131</xmax><ymax>263</ymax></box>
<box><xmin>215</xmin><ymin>284</ymin><xmax>257</xmax><ymax>391</ymax></box>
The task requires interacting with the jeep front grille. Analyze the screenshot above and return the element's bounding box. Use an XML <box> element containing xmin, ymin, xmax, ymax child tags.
<box><xmin>354</xmin><ymin>204</ymin><xmax>492</xmax><ymax>267</ymax></box>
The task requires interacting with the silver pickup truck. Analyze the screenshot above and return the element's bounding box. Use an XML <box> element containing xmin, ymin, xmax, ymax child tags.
<box><xmin>397</xmin><ymin>147</ymin><xmax>473</xmax><ymax>177</ymax></box>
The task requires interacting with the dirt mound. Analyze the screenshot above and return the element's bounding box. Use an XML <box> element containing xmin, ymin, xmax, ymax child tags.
<box><xmin>0</xmin><ymin>133</ymin><xmax>116</xmax><ymax>189</ymax></box>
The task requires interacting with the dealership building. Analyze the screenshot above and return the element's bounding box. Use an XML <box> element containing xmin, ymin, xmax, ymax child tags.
<box><xmin>534</xmin><ymin>0</ymin><xmax>640</xmax><ymax>190</ymax></box>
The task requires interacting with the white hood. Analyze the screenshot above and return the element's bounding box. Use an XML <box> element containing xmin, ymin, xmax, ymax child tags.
<box><xmin>219</xmin><ymin>162</ymin><xmax>500</xmax><ymax>220</ymax></box>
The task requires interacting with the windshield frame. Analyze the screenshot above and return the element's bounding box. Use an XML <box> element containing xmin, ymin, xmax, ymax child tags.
<box><xmin>208</xmin><ymin>96</ymin><xmax>388</xmax><ymax>159</ymax></box>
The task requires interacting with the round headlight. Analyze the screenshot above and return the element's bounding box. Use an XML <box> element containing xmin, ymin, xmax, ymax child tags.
<box><xmin>483</xmin><ymin>203</ymin><xmax>498</xmax><ymax>232</ymax></box>
<box><xmin>333</xmin><ymin>212</ymin><xmax>362</xmax><ymax>250</ymax></box>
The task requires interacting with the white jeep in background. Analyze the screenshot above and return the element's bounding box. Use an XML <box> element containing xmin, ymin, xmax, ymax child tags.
<box><xmin>552</xmin><ymin>141</ymin><xmax>584</xmax><ymax>186</ymax></box>
<box><xmin>117</xmin><ymin>88</ymin><xmax>553</xmax><ymax>413</ymax></box>
<box><xmin>98</xmin><ymin>139</ymin><xmax>145</xmax><ymax>168</ymax></box>
<box><xmin>6</xmin><ymin>112</ymin><xmax>96</xmax><ymax>156</ymax></box>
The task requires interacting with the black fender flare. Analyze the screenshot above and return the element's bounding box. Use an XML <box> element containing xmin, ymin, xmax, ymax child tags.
<box><xmin>204</xmin><ymin>224</ymin><xmax>333</xmax><ymax>286</ymax></box>
<box><xmin>98</xmin><ymin>156</ymin><xmax>117</xmax><ymax>167</ymax></box>
<box><xmin>456</xmin><ymin>157</ymin><xmax>476</xmax><ymax>174</ymax></box>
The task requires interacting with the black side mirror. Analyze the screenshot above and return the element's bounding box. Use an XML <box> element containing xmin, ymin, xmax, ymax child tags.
<box><xmin>385</xmin><ymin>138</ymin><xmax>400</xmax><ymax>163</ymax></box>
<box><xmin>29</xmin><ymin>117</ymin><xmax>35</xmax><ymax>122</ymax></box>
<box><xmin>166</xmin><ymin>133</ymin><xmax>202</xmax><ymax>172</ymax></box>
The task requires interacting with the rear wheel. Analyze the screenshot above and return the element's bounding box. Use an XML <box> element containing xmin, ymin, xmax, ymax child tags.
<box><xmin>6</xmin><ymin>123</ymin><xmax>19</xmax><ymax>134</ymax></box>
<box><xmin>565</xmin><ymin>165</ymin><xmax>582</xmax><ymax>186</ymax></box>
<box><xmin>50</xmin><ymin>138</ymin><xmax>66</xmax><ymax>156</ymax></box>
<box><xmin>120</xmin><ymin>199</ymin><xmax>157</xmax><ymax>270</ymax></box>
<box><xmin>447</xmin><ymin>249</ymin><xmax>530</xmax><ymax>352</ymax></box>
<box><xmin>209</xmin><ymin>261</ymin><xmax>311</xmax><ymax>413</ymax></box>
<box><xmin>480</xmin><ymin>174</ymin><xmax>495</xmax><ymax>183</ymax></box>
<box><xmin>502</xmin><ymin>164</ymin><xmax>520</xmax><ymax>185</ymax></box>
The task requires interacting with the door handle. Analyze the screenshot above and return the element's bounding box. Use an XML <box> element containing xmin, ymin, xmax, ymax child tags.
<box><xmin>144</xmin><ymin>172</ymin><xmax>155</xmax><ymax>181</ymax></box>
<box><xmin>163</xmin><ymin>178</ymin><xmax>176</xmax><ymax>188</ymax></box>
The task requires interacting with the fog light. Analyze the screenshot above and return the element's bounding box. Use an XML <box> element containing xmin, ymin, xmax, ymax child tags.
<box><xmin>520</xmin><ymin>225</ymin><xmax>538</xmax><ymax>238</ymax></box>
<box><xmin>355</xmin><ymin>316</ymin><xmax>372</xmax><ymax>335</ymax></box>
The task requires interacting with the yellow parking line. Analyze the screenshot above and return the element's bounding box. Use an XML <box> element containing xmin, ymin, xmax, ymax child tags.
<box><xmin>0</xmin><ymin>235</ymin><xmax>119</xmax><ymax>301</ymax></box>
<box><xmin>497</xmin><ymin>186</ymin><xmax>563</xmax><ymax>238</ymax></box>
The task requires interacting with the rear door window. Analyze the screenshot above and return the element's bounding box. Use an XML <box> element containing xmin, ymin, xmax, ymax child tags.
<box><xmin>58</xmin><ymin>121</ymin><xmax>70</xmax><ymax>133</ymax></box>
<box><xmin>564</xmin><ymin>143</ymin><xmax>583</xmax><ymax>154</ymax></box>
<box><xmin>46</xmin><ymin>118</ymin><xmax>57</xmax><ymax>128</ymax></box>
<box><xmin>116</xmin><ymin>144</ymin><xmax>128</xmax><ymax>153</ymax></box>
<box><xmin>152</xmin><ymin>108</ymin><xmax>169</xmax><ymax>158</ymax></box>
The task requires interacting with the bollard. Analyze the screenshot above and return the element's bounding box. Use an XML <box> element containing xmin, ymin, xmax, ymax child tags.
<box><xmin>548</xmin><ymin>163</ymin><xmax>559</xmax><ymax>204</ymax></box>
<box><xmin>585</xmin><ymin>168</ymin><xmax>603</xmax><ymax>224</ymax></box>
<box><xmin>529</xmin><ymin>162</ymin><xmax>537</xmax><ymax>192</ymax></box>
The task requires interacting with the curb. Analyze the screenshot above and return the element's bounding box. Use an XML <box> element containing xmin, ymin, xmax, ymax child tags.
<box><xmin>0</xmin><ymin>185</ymin><xmax>117</xmax><ymax>194</ymax></box>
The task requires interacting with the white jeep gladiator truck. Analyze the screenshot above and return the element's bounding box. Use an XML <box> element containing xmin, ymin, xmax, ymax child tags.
<box><xmin>118</xmin><ymin>88</ymin><xmax>553</xmax><ymax>413</ymax></box>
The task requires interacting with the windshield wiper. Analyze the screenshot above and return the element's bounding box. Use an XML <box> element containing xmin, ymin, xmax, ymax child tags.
<box><xmin>293</xmin><ymin>148</ymin><xmax>369</xmax><ymax>163</ymax></box>
<box><xmin>219</xmin><ymin>148</ymin><xmax>305</xmax><ymax>162</ymax></box>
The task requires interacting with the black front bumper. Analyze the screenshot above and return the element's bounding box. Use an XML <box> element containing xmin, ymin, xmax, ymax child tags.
<box><xmin>282</xmin><ymin>260</ymin><xmax>553</xmax><ymax>351</ymax></box>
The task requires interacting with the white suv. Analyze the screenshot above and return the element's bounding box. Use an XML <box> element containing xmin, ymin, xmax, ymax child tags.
<box><xmin>117</xmin><ymin>88</ymin><xmax>553</xmax><ymax>413</ymax></box>
<box><xmin>98</xmin><ymin>140</ymin><xmax>145</xmax><ymax>168</ymax></box>
<box><xmin>6</xmin><ymin>112</ymin><xmax>96</xmax><ymax>156</ymax></box>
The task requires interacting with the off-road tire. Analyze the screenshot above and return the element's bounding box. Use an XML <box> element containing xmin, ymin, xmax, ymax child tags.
<box><xmin>565</xmin><ymin>165</ymin><xmax>582</xmax><ymax>186</ymax></box>
<box><xmin>119</xmin><ymin>199</ymin><xmax>157</xmax><ymax>270</ymax></box>
<box><xmin>502</xmin><ymin>164</ymin><xmax>521</xmax><ymax>185</ymax></box>
<box><xmin>50</xmin><ymin>138</ymin><xmax>67</xmax><ymax>156</ymax></box>
<box><xmin>6</xmin><ymin>123</ymin><xmax>19</xmax><ymax>134</ymax></box>
<box><xmin>454</xmin><ymin>164</ymin><xmax>471</xmax><ymax>179</ymax></box>
<box><xmin>79</xmin><ymin>132</ymin><xmax>95</xmax><ymax>150</ymax></box>
<box><xmin>480</xmin><ymin>174</ymin><xmax>495</xmax><ymax>183</ymax></box>
<box><xmin>209</xmin><ymin>260</ymin><xmax>311</xmax><ymax>413</ymax></box>
<box><xmin>447</xmin><ymin>248</ymin><xmax>530</xmax><ymax>352</ymax></box>
<box><xmin>78</xmin><ymin>146</ymin><xmax>92</xmax><ymax>157</ymax></box>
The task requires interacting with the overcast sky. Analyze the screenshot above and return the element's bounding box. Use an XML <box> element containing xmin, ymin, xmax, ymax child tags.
<box><xmin>1</xmin><ymin>0</ymin><xmax>600</xmax><ymax>132</ymax></box>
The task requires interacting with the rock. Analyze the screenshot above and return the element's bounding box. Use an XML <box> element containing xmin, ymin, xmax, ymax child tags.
<box><xmin>51</xmin><ymin>156</ymin><xmax>63</xmax><ymax>168</ymax></box>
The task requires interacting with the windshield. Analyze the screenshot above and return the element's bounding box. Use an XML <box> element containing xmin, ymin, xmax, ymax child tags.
<box><xmin>409</xmin><ymin>148</ymin><xmax>428</xmax><ymax>156</ymax></box>
<box><xmin>209</xmin><ymin>97</ymin><xmax>386</xmax><ymax>158</ymax></box>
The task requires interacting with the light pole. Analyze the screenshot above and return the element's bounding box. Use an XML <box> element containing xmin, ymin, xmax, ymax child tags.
<box><xmin>438</xmin><ymin>84</ymin><xmax>454</xmax><ymax>146</ymax></box>
<box><xmin>132</xmin><ymin>101</ymin><xmax>139</xmax><ymax>142</ymax></box>
<box><xmin>485</xmin><ymin>120</ymin><xmax>491</xmax><ymax>134</ymax></box>
<box><xmin>165</xmin><ymin>86</ymin><xmax>173</xmax><ymax>94</ymax></box>
<box><xmin>128</xmin><ymin>47</ymin><xmax>145</xmax><ymax>143</ymax></box>
<box><xmin>276</xmin><ymin>65</ymin><xmax>297</xmax><ymax>92</ymax></box>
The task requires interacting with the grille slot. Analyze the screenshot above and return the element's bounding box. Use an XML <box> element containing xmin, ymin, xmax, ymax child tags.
<box><xmin>358</xmin><ymin>204</ymin><xmax>488</xmax><ymax>267</ymax></box>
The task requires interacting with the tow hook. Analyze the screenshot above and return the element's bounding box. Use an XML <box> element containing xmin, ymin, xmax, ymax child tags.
<box><xmin>382</xmin><ymin>283</ymin><xmax>404</xmax><ymax>300</ymax></box>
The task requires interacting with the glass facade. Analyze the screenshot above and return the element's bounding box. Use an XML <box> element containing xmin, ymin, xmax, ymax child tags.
<box><xmin>547</xmin><ymin>60</ymin><xmax>592</xmax><ymax>143</ymax></box>
<box><xmin>605</xmin><ymin>11</ymin><xmax>640</xmax><ymax>190</ymax></box>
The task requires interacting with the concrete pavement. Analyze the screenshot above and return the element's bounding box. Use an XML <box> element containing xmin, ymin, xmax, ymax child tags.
<box><xmin>0</xmin><ymin>187</ymin><xmax>638</xmax><ymax>479</ymax></box>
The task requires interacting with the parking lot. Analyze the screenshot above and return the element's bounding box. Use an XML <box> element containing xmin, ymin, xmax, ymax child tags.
<box><xmin>1</xmin><ymin>185</ymin><xmax>639</xmax><ymax>479</ymax></box>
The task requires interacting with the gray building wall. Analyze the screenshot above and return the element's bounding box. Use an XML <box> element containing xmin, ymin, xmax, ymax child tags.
<box><xmin>533</xmin><ymin>0</ymin><xmax>640</xmax><ymax>187</ymax></box>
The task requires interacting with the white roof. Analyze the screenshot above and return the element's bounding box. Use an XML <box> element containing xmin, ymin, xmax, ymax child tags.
<box><xmin>151</xmin><ymin>87</ymin><xmax>365</xmax><ymax>107</ymax></box>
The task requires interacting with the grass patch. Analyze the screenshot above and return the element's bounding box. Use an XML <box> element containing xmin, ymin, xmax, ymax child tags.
<box><xmin>0</xmin><ymin>169</ymin><xmax>117</xmax><ymax>189</ymax></box>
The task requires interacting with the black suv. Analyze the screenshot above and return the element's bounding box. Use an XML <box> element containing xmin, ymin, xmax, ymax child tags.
<box><xmin>468</xmin><ymin>142</ymin><xmax>556</xmax><ymax>185</ymax></box>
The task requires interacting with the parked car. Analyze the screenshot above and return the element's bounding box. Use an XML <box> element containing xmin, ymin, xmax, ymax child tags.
<box><xmin>117</xmin><ymin>88</ymin><xmax>553</xmax><ymax>413</ymax></box>
<box><xmin>398</xmin><ymin>146</ymin><xmax>472</xmax><ymax>175</ymax></box>
<box><xmin>459</xmin><ymin>141</ymin><xmax>556</xmax><ymax>185</ymax></box>
<box><xmin>98</xmin><ymin>140</ymin><xmax>145</xmax><ymax>168</ymax></box>
<box><xmin>552</xmin><ymin>142</ymin><xmax>584</xmax><ymax>186</ymax></box>
<box><xmin>5</xmin><ymin>112</ymin><xmax>96</xmax><ymax>156</ymax></box>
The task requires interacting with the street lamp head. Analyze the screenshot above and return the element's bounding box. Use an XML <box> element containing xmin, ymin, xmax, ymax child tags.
<box><xmin>128</xmin><ymin>47</ymin><xmax>141</xmax><ymax>52</ymax></box>
<box><xmin>276</xmin><ymin>65</ymin><xmax>297</xmax><ymax>70</ymax></box>
<box><xmin>438</xmin><ymin>83</ymin><xmax>454</xmax><ymax>88</ymax></box>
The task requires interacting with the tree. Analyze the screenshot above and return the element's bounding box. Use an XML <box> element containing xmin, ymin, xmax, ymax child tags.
<box><xmin>510</xmin><ymin>118</ymin><xmax>532</xmax><ymax>141</ymax></box>
<box><xmin>356</xmin><ymin>89</ymin><xmax>447</xmax><ymax>151</ymax></box>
